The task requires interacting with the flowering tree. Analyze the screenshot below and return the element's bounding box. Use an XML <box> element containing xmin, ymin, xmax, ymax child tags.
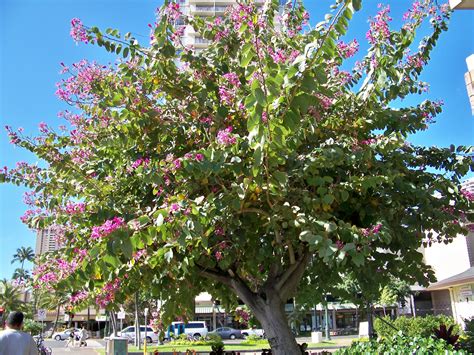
<box><xmin>2</xmin><ymin>0</ymin><xmax>473</xmax><ymax>353</ymax></box>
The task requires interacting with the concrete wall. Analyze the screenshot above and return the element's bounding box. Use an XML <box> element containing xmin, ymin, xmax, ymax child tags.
<box><xmin>422</xmin><ymin>234</ymin><xmax>471</xmax><ymax>281</ymax></box>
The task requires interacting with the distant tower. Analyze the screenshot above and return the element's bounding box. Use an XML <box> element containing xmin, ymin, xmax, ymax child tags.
<box><xmin>177</xmin><ymin>0</ymin><xmax>285</xmax><ymax>51</ymax></box>
<box><xmin>449</xmin><ymin>0</ymin><xmax>474</xmax><ymax>114</ymax></box>
<box><xmin>35</xmin><ymin>228</ymin><xmax>60</xmax><ymax>256</ymax></box>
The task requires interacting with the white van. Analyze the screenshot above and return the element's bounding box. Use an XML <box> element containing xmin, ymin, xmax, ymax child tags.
<box><xmin>170</xmin><ymin>321</ymin><xmax>208</xmax><ymax>339</ymax></box>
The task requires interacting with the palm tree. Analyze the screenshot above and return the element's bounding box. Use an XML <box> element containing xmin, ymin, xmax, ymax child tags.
<box><xmin>12</xmin><ymin>268</ymin><xmax>31</xmax><ymax>281</ymax></box>
<box><xmin>11</xmin><ymin>246</ymin><xmax>35</xmax><ymax>270</ymax></box>
<box><xmin>0</xmin><ymin>279</ymin><xmax>25</xmax><ymax>323</ymax></box>
<box><xmin>36</xmin><ymin>290</ymin><xmax>69</xmax><ymax>335</ymax></box>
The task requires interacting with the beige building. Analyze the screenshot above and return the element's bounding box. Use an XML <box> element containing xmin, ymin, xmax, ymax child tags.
<box><xmin>417</xmin><ymin>178</ymin><xmax>474</xmax><ymax>325</ymax></box>
<box><xmin>35</xmin><ymin>228</ymin><xmax>60</xmax><ymax>256</ymax></box>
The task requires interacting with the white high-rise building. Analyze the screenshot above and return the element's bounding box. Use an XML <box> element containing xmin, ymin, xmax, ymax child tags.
<box><xmin>177</xmin><ymin>0</ymin><xmax>284</xmax><ymax>50</ymax></box>
<box><xmin>35</xmin><ymin>228</ymin><xmax>60</xmax><ymax>256</ymax></box>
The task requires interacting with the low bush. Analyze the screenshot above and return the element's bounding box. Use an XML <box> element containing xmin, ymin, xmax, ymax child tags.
<box><xmin>23</xmin><ymin>319</ymin><xmax>43</xmax><ymax>335</ymax></box>
<box><xmin>336</xmin><ymin>332</ymin><xmax>467</xmax><ymax>354</ymax></box>
<box><xmin>459</xmin><ymin>317</ymin><xmax>474</xmax><ymax>353</ymax></box>
<box><xmin>374</xmin><ymin>314</ymin><xmax>460</xmax><ymax>338</ymax></box>
<box><xmin>241</xmin><ymin>334</ymin><xmax>268</xmax><ymax>346</ymax></box>
<box><xmin>167</xmin><ymin>333</ymin><xmax>223</xmax><ymax>347</ymax></box>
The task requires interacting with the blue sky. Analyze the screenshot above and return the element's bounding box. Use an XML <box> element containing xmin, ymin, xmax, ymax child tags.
<box><xmin>0</xmin><ymin>1</ymin><xmax>473</xmax><ymax>279</ymax></box>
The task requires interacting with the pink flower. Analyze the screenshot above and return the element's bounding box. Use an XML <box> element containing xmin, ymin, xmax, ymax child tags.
<box><xmin>65</xmin><ymin>202</ymin><xmax>86</xmax><ymax>215</ymax></box>
<box><xmin>91</xmin><ymin>217</ymin><xmax>125</xmax><ymax>239</ymax></box>
<box><xmin>195</xmin><ymin>153</ymin><xmax>204</xmax><ymax>162</ymax></box>
<box><xmin>366</xmin><ymin>5</ymin><xmax>392</xmax><ymax>45</ymax></box>
<box><xmin>164</xmin><ymin>2</ymin><xmax>181</xmax><ymax>22</ymax></box>
<box><xmin>70</xmin><ymin>18</ymin><xmax>88</xmax><ymax>44</ymax></box>
<box><xmin>216</xmin><ymin>126</ymin><xmax>237</xmax><ymax>146</ymax></box>
<box><xmin>337</xmin><ymin>39</ymin><xmax>359</xmax><ymax>59</ymax></box>
<box><xmin>169</xmin><ymin>203</ymin><xmax>180</xmax><ymax>213</ymax></box>
<box><xmin>215</xmin><ymin>251</ymin><xmax>223</xmax><ymax>261</ymax></box>
<box><xmin>173</xmin><ymin>159</ymin><xmax>182</xmax><ymax>169</ymax></box>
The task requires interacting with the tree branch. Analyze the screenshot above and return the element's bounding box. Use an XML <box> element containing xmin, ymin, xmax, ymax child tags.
<box><xmin>275</xmin><ymin>247</ymin><xmax>311</xmax><ymax>300</ymax></box>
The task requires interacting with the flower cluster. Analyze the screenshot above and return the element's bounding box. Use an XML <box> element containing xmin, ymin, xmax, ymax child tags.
<box><xmin>91</xmin><ymin>217</ymin><xmax>125</xmax><ymax>239</ymax></box>
<box><xmin>130</xmin><ymin>157</ymin><xmax>151</xmax><ymax>171</ymax></box>
<box><xmin>216</xmin><ymin>126</ymin><xmax>237</xmax><ymax>146</ymax></box>
<box><xmin>70</xmin><ymin>18</ymin><xmax>88</xmax><ymax>44</ymax></box>
<box><xmin>163</xmin><ymin>2</ymin><xmax>181</xmax><ymax>22</ymax></box>
<box><xmin>336</xmin><ymin>39</ymin><xmax>359</xmax><ymax>59</ymax></box>
<box><xmin>55</xmin><ymin>60</ymin><xmax>109</xmax><ymax>103</ymax></box>
<box><xmin>65</xmin><ymin>202</ymin><xmax>86</xmax><ymax>215</ymax></box>
<box><xmin>461</xmin><ymin>189</ymin><xmax>474</xmax><ymax>201</ymax></box>
<box><xmin>70</xmin><ymin>290</ymin><xmax>89</xmax><ymax>305</ymax></box>
<box><xmin>219</xmin><ymin>72</ymin><xmax>241</xmax><ymax>105</ymax></box>
<box><xmin>149</xmin><ymin>311</ymin><xmax>164</xmax><ymax>332</ymax></box>
<box><xmin>366</xmin><ymin>4</ymin><xmax>392</xmax><ymax>45</ymax></box>
<box><xmin>267</xmin><ymin>47</ymin><xmax>300</xmax><ymax>64</ymax></box>
<box><xmin>95</xmin><ymin>278</ymin><xmax>121</xmax><ymax>308</ymax></box>
<box><xmin>5</xmin><ymin>125</ymin><xmax>20</xmax><ymax>145</ymax></box>
<box><xmin>361</xmin><ymin>223</ymin><xmax>382</xmax><ymax>237</ymax></box>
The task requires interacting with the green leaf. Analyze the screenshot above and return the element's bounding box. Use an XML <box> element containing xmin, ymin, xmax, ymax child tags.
<box><xmin>123</xmin><ymin>47</ymin><xmax>129</xmax><ymax>58</ymax></box>
<box><xmin>254</xmin><ymin>88</ymin><xmax>266</xmax><ymax>106</ymax></box>
<box><xmin>121</xmin><ymin>238</ymin><xmax>133</xmax><ymax>259</ymax></box>
<box><xmin>352</xmin><ymin>0</ymin><xmax>362</xmax><ymax>11</ymax></box>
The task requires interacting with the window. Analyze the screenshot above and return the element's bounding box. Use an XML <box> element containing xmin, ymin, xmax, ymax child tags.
<box><xmin>185</xmin><ymin>322</ymin><xmax>205</xmax><ymax>329</ymax></box>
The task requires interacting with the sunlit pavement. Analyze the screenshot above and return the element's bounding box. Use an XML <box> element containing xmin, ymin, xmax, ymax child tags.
<box><xmin>44</xmin><ymin>339</ymin><xmax>102</xmax><ymax>354</ymax></box>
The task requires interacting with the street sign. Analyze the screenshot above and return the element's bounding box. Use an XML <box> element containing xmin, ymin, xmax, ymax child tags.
<box><xmin>37</xmin><ymin>309</ymin><xmax>46</xmax><ymax>321</ymax></box>
<box><xmin>64</xmin><ymin>314</ymin><xmax>70</xmax><ymax>322</ymax></box>
<box><xmin>96</xmin><ymin>315</ymin><xmax>107</xmax><ymax>322</ymax></box>
<box><xmin>117</xmin><ymin>311</ymin><xmax>126</xmax><ymax>319</ymax></box>
<box><xmin>144</xmin><ymin>308</ymin><xmax>149</xmax><ymax>316</ymax></box>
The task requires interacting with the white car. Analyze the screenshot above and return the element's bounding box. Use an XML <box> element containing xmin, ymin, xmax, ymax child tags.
<box><xmin>113</xmin><ymin>325</ymin><xmax>158</xmax><ymax>343</ymax></box>
<box><xmin>52</xmin><ymin>329</ymin><xmax>80</xmax><ymax>341</ymax></box>
<box><xmin>241</xmin><ymin>328</ymin><xmax>265</xmax><ymax>338</ymax></box>
<box><xmin>169</xmin><ymin>321</ymin><xmax>208</xmax><ymax>339</ymax></box>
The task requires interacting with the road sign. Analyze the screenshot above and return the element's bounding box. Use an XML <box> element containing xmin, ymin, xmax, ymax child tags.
<box><xmin>64</xmin><ymin>314</ymin><xmax>70</xmax><ymax>322</ymax></box>
<box><xmin>144</xmin><ymin>308</ymin><xmax>149</xmax><ymax>316</ymax></box>
<box><xmin>37</xmin><ymin>309</ymin><xmax>46</xmax><ymax>321</ymax></box>
<box><xmin>117</xmin><ymin>311</ymin><xmax>126</xmax><ymax>319</ymax></box>
<box><xmin>96</xmin><ymin>315</ymin><xmax>107</xmax><ymax>322</ymax></box>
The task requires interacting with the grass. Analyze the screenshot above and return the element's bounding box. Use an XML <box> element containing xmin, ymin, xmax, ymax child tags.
<box><xmin>127</xmin><ymin>340</ymin><xmax>338</xmax><ymax>351</ymax></box>
<box><xmin>95</xmin><ymin>339</ymin><xmax>341</xmax><ymax>354</ymax></box>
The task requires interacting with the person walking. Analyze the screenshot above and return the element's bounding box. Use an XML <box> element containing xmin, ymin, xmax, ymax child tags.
<box><xmin>78</xmin><ymin>326</ymin><xmax>88</xmax><ymax>347</ymax></box>
<box><xmin>65</xmin><ymin>328</ymin><xmax>75</xmax><ymax>347</ymax></box>
<box><xmin>0</xmin><ymin>311</ymin><xmax>38</xmax><ymax>355</ymax></box>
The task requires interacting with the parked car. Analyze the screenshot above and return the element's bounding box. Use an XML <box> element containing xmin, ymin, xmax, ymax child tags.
<box><xmin>166</xmin><ymin>321</ymin><xmax>208</xmax><ymax>339</ymax></box>
<box><xmin>52</xmin><ymin>329</ymin><xmax>80</xmax><ymax>341</ymax></box>
<box><xmin>209</xmin><ymin>327</ymin><xmax>243</xmax><ymax>340</ymax></box>
<box><xmin>241</xmin><ymin>327</ymin><xmax>265</xmax><ymax>338</ymax></box>
<box><xmin>112</xmin><ymin>325</ymin><xmax>158</xmax><ymax>343</ymax></box>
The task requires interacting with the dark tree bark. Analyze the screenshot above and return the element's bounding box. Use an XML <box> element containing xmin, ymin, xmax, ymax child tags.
<box><xmin>199</xmin><ymin>246</ymin><xmax>310</xmax><ymax>355</ymax></box>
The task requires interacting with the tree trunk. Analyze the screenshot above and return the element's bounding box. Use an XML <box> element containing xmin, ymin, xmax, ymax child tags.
<box><xmin>367</xmin><ymin>303</ymin><xmax>374</xmax><ymax>339</ymax></box>
<box><xmin>51</xmin><ymin>304</ymin><xmax>61</xmax><ymax>335</ymax></box>
<box><xmin>198</xmin><ymin>247</ymin><xmax>311</xmax><ymax>355</ymax></box>
<box><xmin>256</xmin><ymin>297</ymin><xmax>300</xmax><ymax>355</ymax></box>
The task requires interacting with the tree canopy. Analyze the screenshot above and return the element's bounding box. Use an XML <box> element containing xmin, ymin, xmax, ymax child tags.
<box><xmin>2</xmin><ymin>0</ymin><xmax>473</xmax><ymax>353</ymax></box>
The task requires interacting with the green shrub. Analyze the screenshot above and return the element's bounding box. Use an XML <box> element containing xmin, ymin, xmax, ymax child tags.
<box><xmin>459</xmin><ymin>317</ymin><xmax>474</xmax><ymax>353</ymax></box>
<box><xmin>242</xmin><ymin>335</ymin><xmax>268</xmax><ymax>346</ymax></box>
<box><xmin>374</xmin><ymin>315</ymin><xmax>461</xmax><ymax>338</ymax></box>
<box><xmin>336</xmin><ymin>333</ymin><xmax>467</xmax><ymax>354</ymax></box>
<box><xmin>23</xmin><ymin>319</ymin><xmax>43</xmax><ymax>335</ymax></box>
<box><xmin>168</xmin><ymin>333</ymin><xmax>224</xmax><ymax>347</ymax></box>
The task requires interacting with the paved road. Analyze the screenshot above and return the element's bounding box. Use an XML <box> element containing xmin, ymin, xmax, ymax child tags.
<box><xmin>44</xmin><ymin>339</ymin><xmax>102</xmax><ymax>354</ymax></box>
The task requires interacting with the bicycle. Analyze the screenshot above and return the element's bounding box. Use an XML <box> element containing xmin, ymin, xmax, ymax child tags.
<box><xmin>35</xmin><ymin>334</ymin><xmax>52</xmax><ymax>355</ymax></box>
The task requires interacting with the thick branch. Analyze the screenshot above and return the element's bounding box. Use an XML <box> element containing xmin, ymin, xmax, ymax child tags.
<box><xmin>275</xmin><ymin>247</ymin><xmax>311</xmax><ymax>300</ymax></box>
<box><xmin>197</xmin><ymin>264</ymin><xmax>232</xmax><ymax>287</ymax></box>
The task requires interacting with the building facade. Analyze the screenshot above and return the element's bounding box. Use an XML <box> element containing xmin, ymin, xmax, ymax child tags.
<box><xmin>35</xmin><ymin>228</ymin><xmax>61</xmax><ymax>256</ymax></box>
<box><xmin>415</xmin><ymin>178</ymin><xmax>474</xmax><ymax>325</ymax></box>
